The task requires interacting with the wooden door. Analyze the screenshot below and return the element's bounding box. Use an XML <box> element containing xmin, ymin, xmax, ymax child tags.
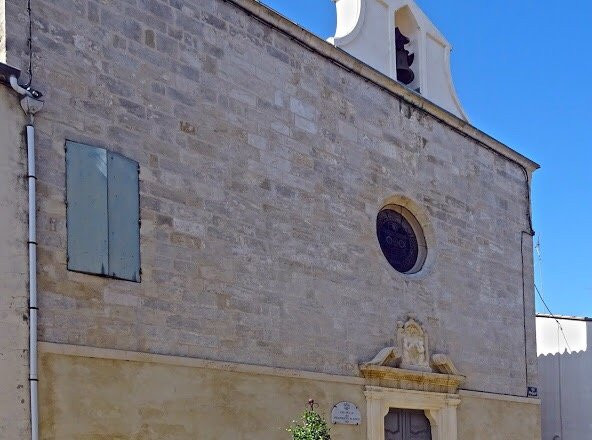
<box><xmin>385</xmin><ymin>408</ymin><xmax>432</xmax><ymax>440</ymax></box>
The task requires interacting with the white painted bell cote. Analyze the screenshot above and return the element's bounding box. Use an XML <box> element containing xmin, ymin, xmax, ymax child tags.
<box><xmin>329</xmin><ymin>0</ymin><xmax>468</xmax><ymax>120</ymax></box>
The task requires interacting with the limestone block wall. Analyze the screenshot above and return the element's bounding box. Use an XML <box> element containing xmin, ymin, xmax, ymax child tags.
<box><xmin>0</xmin><ymin>86</ymin><xmax>29</xmax><ymax>438</ymax></box>
<box><xmin>4</xmin><ymin>0</ymin><xmax>537</xmax><ymax>396</ymax></box>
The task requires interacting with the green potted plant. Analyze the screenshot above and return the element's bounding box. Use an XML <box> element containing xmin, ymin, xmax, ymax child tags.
<box><xmin>287</xmin><ymin>399</ymin><xmax>331</xmax><ymax>440</ymax></box>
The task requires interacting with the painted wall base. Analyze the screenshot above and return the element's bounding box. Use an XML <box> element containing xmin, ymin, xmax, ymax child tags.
<box><xmin>39</xmin><ymin>344</ymin><xmax>540</xmax><ymax>440</ymax></box>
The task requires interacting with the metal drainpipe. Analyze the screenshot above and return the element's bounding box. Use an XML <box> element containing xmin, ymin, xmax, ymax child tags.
<box><xmin>9</xmin><ymin>75</ymin><xmax>43</xmax><ymax>440</ymax></box>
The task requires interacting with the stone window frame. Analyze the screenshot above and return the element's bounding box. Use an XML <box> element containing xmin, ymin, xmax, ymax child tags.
<box><xmin>377</xmin><ymin>204</ymin><xmax>427</xmax><ymax>274</ymax></box>
<box><xmin>364</xmin><ymin>386</ymin><xmax>460</xmax><ymax>440</ymax></box>
<box><xmin>378</xmin><ymin>195</ymin><xmax>435</xmax><ymax>279</ymax></box>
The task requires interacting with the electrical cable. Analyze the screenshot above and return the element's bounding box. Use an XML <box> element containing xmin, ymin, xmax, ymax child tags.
<box><xmin>535</xmin><ymin>236</ymin><xmax>544</xmax><ymax>296</ymax></box>
<box><xmin>25</xmin><ymin>0</ymin><xmax>33</xmax><ymax>88</ymax></box>
<box><xmin>535</xmin><ymin>238</ymin><xmax>572</xmax><ymax>351</ymax></box>
<box><xmin>518</xmin><ymin>166</ymin><xmax>534</xmax><ymax>396</ymax></box>
<box><xmin>535</xmin><ymin>284</ymin><xmax>572</xmax><ymax>353</ymax></box>
<box><xmin>520</xmin><ymin>231</ymin><xmax>530</xmax><ymax>396</ymax></box>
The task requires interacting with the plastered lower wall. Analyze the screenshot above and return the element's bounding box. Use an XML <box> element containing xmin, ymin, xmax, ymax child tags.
<box><xmin>39</xmin><ymin>351</ymin><xmax>541</xmax><ymax>440</ymax></box>
<box><xmin>0</xmin><ymin>86</ymin><xmax>29</xmax><ymax>438</ymax></box>
<box><xmin>39</xmin><ymin>351</ymin><xmax>366</xmax><ymax>440</ymax></box>
<box><xmin>458</xmin><ymin>393</ymin><xmax>541</xmax><ymax>440</ymax></box>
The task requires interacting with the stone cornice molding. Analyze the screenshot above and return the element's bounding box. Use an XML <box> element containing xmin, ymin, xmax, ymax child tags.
<box><xmin>38</xmin><ymin>342</ymin><xmax>366</xmax><ymax>385</ymax></box>
<box><xmin>360</xmin><ymin>365</ymin><xmax>465</xmax><ymax>394</ymax></box>
<box><xmin>364</xmin><ymin>386</ymin><xmax>461</xmax><ymax>410</ymax></box>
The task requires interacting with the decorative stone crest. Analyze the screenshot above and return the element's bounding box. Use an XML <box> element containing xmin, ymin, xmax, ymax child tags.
<box><xmin>359</xmin><ymin>316</ymin><xmax>464</xmax><ymax>393</ymax></box>
<box><xmin>397</xmin><ymin>317</ymin><xmax>430</xmax><ymax>371</ymax></box>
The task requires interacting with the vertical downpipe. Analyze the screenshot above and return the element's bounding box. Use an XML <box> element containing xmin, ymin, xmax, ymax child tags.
<box><xmin>27</xmin><ymin>122</ymin><xmax>39</xmax><ymax>440</ymax></box>
<box><xmin>10</xmin><ymin>75</ymin><xmax>43</xmax><ymax>440</ymax></box>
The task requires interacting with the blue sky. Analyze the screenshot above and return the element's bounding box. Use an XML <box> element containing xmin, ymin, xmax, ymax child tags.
<box><xmin>261</xmin><ymin>0</ymin><xmax>592</xmax><ymax>317</ymax></box>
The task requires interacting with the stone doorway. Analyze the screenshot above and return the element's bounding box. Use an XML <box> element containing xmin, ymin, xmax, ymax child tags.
<box><xmin>385</xmin><ymin>408</ymin><xmax>432</xmax><ymax>440</ymax></box>
<box><xmin>361</xmin><ymin>318</ymin><xmax>464</xmax><ymax>440</ymax></box>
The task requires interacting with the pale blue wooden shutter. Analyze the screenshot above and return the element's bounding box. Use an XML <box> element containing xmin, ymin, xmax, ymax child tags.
<box><xmin>107</xmin><ymin>152</ymin><xmax>140</xmax><ymax>281</ymax></box>
<box><xmin>66</xmin><ymin>142</ymin><xmax>140</xmax><ymax>282</ymax></box>
<box><xmin>66</xmin><ymin>141</ymin><xmax>109</xmax><ymax>275</ymax></box>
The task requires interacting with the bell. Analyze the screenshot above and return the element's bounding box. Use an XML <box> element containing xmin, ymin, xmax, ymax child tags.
<box><xmin>395</xmin><ymin>27</ymin><xmax>415</xmax><ymax>85</ymax></box>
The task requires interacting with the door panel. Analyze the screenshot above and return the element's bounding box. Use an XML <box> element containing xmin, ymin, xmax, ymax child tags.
<box><xmin>385</xmin><ymin>409</ymin><xmax>403</xmax><ymax>440</ymax></box>
<box><xmin>385</xmin><ymin>408</ymin><xmax>432</xmax><ymax>440</ymax></box>
<box><xmin>407</xmin><ymin>409</ymin><xmax>432</xmax><ymax>439</ymax></box>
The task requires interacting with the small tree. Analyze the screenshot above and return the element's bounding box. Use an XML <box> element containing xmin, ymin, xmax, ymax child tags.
<box><xmin>287</xmin><ymin>400</ymin><xmax>331</xmax><ymax>440</ymax></box>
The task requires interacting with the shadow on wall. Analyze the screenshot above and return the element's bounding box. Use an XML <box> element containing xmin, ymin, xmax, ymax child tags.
<box><xmin>538</xmin><ymin>322</ymin><xmax>592</xmax><ymax>440</ymax></box>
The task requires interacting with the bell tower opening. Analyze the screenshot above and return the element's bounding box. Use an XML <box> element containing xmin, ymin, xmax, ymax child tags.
<box><xmin>394</xmin><ymin>6</ymin><xmax>420</xmax><ymax>92</ymax></box>
<box><xmin>329</xmin><ymin>0</ymin><xmax>469</xmax><ymax>120</ymax></box>
<box><xmin>395</xmin><ymin>27</ymin><xmax>415</xmax><ymax>86</ymax></box>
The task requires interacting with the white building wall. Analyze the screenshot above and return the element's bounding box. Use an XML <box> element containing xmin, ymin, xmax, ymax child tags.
<box><xmin>537</xmin><ymin>315</ymin><xmax>592</xmax><ymax>440</ymax></box>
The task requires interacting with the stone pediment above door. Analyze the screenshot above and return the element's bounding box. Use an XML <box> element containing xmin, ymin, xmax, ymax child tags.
<box><xmin>359</xmin><ymin>317</ymin><xmax>465</xmax><ymax>394</ymax></box>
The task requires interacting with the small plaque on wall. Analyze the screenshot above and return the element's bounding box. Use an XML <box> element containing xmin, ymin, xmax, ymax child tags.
<box><xmin>527</xmin><ymin>387</ymin><xmax>538</xmax><ymax>397</ymax></box>
<box><xmin>331</xmin><ymin>401</ymin><xmax>361</xmax><ymax>425</ymax></box>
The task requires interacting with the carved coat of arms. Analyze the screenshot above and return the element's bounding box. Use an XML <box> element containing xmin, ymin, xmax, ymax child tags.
<box><xmin>361</xmin><ymin>316</ymin><xmax>460</xmax><ymax>376</ymax></box>
<box><xmin>398</xmin><ymin>318</ymin><xmax>430</xmax><ymax>371</ymax></box>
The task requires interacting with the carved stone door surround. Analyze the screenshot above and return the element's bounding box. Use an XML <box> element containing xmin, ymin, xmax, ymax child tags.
<box><xmin>360</xmin><ymin>317</ymin><xmax>464</xmax><ymax>440</ymax></box>
<box><xmin>365</xmin><ymin>386</ymin><xmax>460</xmax><ymax>440</ymax></box>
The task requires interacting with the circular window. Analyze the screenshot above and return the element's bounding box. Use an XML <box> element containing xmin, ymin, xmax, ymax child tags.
<box><xmin>376</xmin><ymin>205</ymin><xmax>427</xmax><ymax>274</ymax></box>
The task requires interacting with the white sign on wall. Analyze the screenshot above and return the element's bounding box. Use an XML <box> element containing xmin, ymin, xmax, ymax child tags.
<box><xmin>331</xmin><ymin>401</ymin><xmax>361</xmax><ymax>425</ymax></box>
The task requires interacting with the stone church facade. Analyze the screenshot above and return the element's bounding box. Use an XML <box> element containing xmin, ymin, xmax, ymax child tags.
<box><xmin>0</xmin><ymin>0</ymin><xmax>541</xmax><ymax>438</ymax></box>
